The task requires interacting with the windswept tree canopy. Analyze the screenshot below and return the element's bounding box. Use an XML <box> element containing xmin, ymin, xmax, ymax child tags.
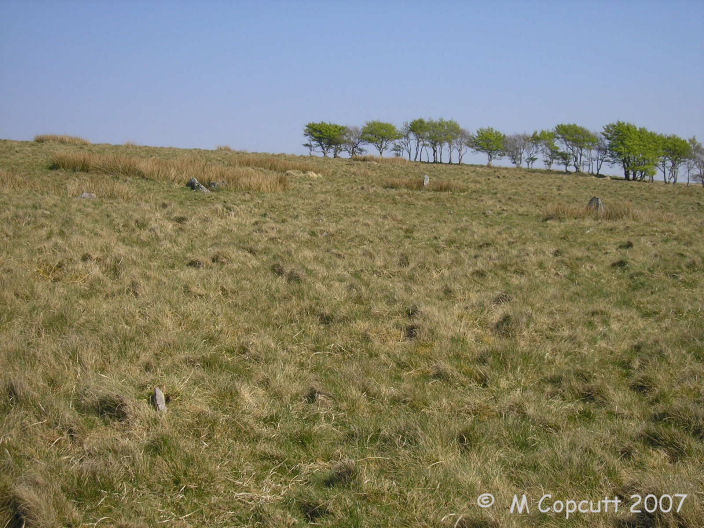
<box><xmin>554</xmin><ymin>123</ymin><xmax>598</xmax><ymax>172</ymax></box>
<box><xmin>360</xmin><ymin>121</ymin><xmax>401</xmax><ymax>156</ymax></box>
<box><xmin>659</xmin><ymin>134</ymin><xmax>692</xmax><ymax>184</ymax></box>
<box><xmin>303</xmin><ymin>122</ymin><xmax>346</xmax><ymax>157</ymax></box>
<box><xmin>603</xmin><ymin>121</ymin><xmax>661</xmax><ymax>181</ymax></box>
<box><xmin>472</xmin><ymin>127</ymin><xmax>505</xmax><ymax>167</ymax></box>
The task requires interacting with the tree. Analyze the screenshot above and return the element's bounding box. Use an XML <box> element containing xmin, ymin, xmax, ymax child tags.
<box><xmin>659</xmin><ymin>134</ymin><xmax>691</xmax><ymax>184</ymax></box>
<box><xmin>453</xmin><ymin>128</ymin><xmax>472</xmax><ymax>165</ymax></box>
<box><xmin>442</xmin><ymin>119</ymin><xmax>462</xmax><ymax>163</ymax></box>
<box><xmin>603</xmin><ymin>121</ymin><xmax>661</xmax><ymax>181</ymax></box>
<box><xmin>631</xmin><ymin>127</ymin><xmax>662</xmax><ymax>182</ymax></box>
<box><xmin>360</xmin><ymin>121</ymin><xmax>401</xmax><ymax>156</ymax></box>
<box><xmin>396</xmin><ymin>123</ymin><xmax>413</xmax><ymax>160</ymax></box>
<box><xmin>341</xmin><ymin>126</ymin><xmax>365</xmax><ymax>157</ymax></box>
<box><xmin>591</xmin><ymin>134</ymin><xmax>609</xmax><ymax>175</ymax></box>
<box><xmin>303</xmin><ymin>122</ymin><xmax>346</xmax><ymax>157</ymax></box>
<box><xmin>535</xmin><ymin>130</ymin><xmax>559</xmax><ymax>170</ymax></box>
<box><xmin>603</xmin><ymin>121</ymin><xmax>638</xmax><ymax>180</ymax></box>
<box><xmin>556</xmin><ymin>151</ymin><xmax>572</xmax><ymax>172</ymax></box>
<box><xmin>685</xmin><ymin>137</ymin><xmax>704</xmax><ymax>186</ymax></box>
<box><xmin>503</xmin><ymin>133</ymin><xmax>530</xmax><ymax>167</ymax></box>
<box><xmin>554</xmin><ymin>123</ymin><xmax>598</xmax><ymax>172</ymax></box>
<box><xmin>408</xmin><ymin>118</ymin><xmax>429</xmax><ymax>162</ymax></box>
<box><xmin>471</xmin><ymin>127</ymin><xmax>505</xmax><ymax>167</ymax></box>
<box><xmin>524</xmin><ymin>133</ymin><xmax>541</xmax><ymax>169</ymax></box>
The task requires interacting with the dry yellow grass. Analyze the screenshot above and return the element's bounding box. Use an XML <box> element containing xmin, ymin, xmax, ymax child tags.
<box><xmin>1</xmin><ymin>139</ymin><xmax>703</xmax><ymax>527</ymax></box>
<box><xmin>1</xmin><ymin>167</ymin><xmax>134</xmax><ymax>199</ymax></box>
<box><xmin>49</xmin><ymin>151</ymin><xmax>288</xmax><ymax>192</ymax></box>
<box><xmin>33</xmin><ymin>134</ymin><xmax>90</xmax><ymax>145</ymax></box>
<box><xmin>544</xmin><ymin>200</ymin><xmax>638</xmax><ymax>221</ymax></box>
<box><xmin>228</xmin><ymin>153</ymin><xmax>325</xmax><ymax>175</ymax></box>
<box><xmin>353</xmin><ymin>155</ymin><xmax>410</xmax><ymax>164</ymax></box>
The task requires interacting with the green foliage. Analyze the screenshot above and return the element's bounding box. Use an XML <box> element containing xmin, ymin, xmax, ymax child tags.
<box><xmin>304</xmin><ymin>122</ymin><xmax>346</xmax><ymax>157</ymax></box>
<box><xmin>603</xmin><ymin>121</ymin><xmax>662</xmax><ymax>181</ymax></box>
<box><xmin>659</xmin><ymin>134</ymin><xmax>692</xmax><ymax>184</ymax></box>
<box><xmin>423</xmin><ymin>119</ymin><xmax>461</xmax><ymax>163</ymax></box>
<box><xmin>360</xmin><ymin>121</ymin><xmax>401</xmax><ymax>156</ymax></box>
<box><xmin>554</xmin><ymin>123</ymin><xmax>598</xmax><ymax>172</ymax></box>
<box><xmin>472</xmin><ymin>127</ymin><xmax>505</xmax><ymax>166</ymax></box>
<box><xmin>408</xmin><ymin>118</ymin><xmax>429</xmax><ymax>161</ymax></box>
<box><xmin>534</xmin><ymin>130</ymin><xmax>560</xmax><ymax>170</ymax></box>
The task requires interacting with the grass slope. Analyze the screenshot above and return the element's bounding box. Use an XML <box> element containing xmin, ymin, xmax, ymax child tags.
<box><xmin>1</xmin><ymin>139</ymin><xmax>703</xmax><ymax>527</ymax></box>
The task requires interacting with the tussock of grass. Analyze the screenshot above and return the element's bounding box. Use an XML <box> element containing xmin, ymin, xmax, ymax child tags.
<box><xmin>383</xmin><ymin>177</ymin><xmax>463</xmax><ymax>192</ymax></box>
<box><xmin>215</xmin><ymin>145</ymin><xmax>233</xmax><ymax>151</ymax></box>
<box><xmin>49</xmin><ymin>151</ymin><xmax>288</xmax><ymax>192</ymax></box>
<box><xmin>34</xmin><ymin>134</ymin><xmax>90</xmax><ymax>145</ymax></box>
<box><xmin>543</xmin><ymin>200</ymin><xmax>638</xmax><ymax>221</ymax></box>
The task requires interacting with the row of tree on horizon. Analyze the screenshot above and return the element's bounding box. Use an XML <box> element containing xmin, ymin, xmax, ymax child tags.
<box><xmin>303</xmin><ymin>120</ymin><xmax>704</xmax><ymax>185</ymax></box>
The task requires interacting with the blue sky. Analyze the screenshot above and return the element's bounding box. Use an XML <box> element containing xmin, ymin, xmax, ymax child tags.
<box><xmin>1</xmin><ymin>0</ymin><xmax>702</xmax><ymax>158</ymax></box>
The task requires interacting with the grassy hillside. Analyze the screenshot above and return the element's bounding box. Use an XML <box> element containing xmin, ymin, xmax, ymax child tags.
<box><xmin>1</xmin><ymin>139</ymin><xmax>703</xmax><ymax>527</ymax></box>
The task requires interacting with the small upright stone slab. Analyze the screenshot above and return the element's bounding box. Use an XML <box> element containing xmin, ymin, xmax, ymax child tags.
<box><xmin>186</xmin><ymin>177</ymin><xmax>210</xmax><ymax>193</ymax></box>
<box><xmin>587</xmin><ymin>196</ymin><xmax>604</xmax><ymax>213</ymax></box>
<box><xmin>423</xmin><ymin>175</ymin><xmax>429</xmax><ymax>187</ymax></box>
<box><xmin>151</xmin><ymin>387</ymin><xmax>167</xmax><ymax>412</ymax></box>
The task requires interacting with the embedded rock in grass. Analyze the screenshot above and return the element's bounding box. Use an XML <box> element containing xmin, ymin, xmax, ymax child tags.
<box><xmin>186</xmin><ymin>177</ymin><xmax>210</xmax><ymax>192</ymax></box>
<box><xmin>207</xmin><ymin>181</ymin><xmax>225</xmax><ymax>190</ymax></box>
<box><xmin>79</xmin><ymin>191</ymin><xmax>96</xmax><ymax>199</ymax></box>
<box><xmin>187</xmin><ymin>258</ymin><xmax>204</xmax><ymax>269</ymax></box>
<box><xmin>587</xmin><ymin>196</ymin><xmax>604</xmax><ymax>213</ymax></box>
<box><xmin>423</xmin><ymin>174</ymin><xmax>429</xmax><ymax>187</ymax></box>
<box><xmin>151</xmin><ymin>387</ymin><xmax>167</xmax><ymax>412</ymax></box>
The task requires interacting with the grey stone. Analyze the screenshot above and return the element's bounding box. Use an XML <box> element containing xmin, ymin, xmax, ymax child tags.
<box><xmin>151</xmin><ymin>387</ymin><xmax>167</xmax><ymax>412</ymax></box>
<box><xmin>79</xmin><ymin>191</ymin><xmax>97</xmax><ymax>199</ymax></box>
<box><xmin>207</xmin><ymin>181</ymin><xmax>225</xmax><ymax>190</ymax></box>
<box><xmin>186</xmin><ymin>177</ymin><xmax>210</xmax><ymax>192</ymax></box>
<box><xmin>423</xmin><ymin>175</ymin><xmax>429</xmax><ymax>187</ymax></box>
<box><xmin>587</xmin><ymin>196</ymin><xmax>604</xmax><ymax>213</ymax></box>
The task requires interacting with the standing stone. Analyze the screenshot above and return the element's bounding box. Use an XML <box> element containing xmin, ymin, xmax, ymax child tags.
<box><xmin>587</xmin><ymin>196</ymin><xmax>604</xmax><ymax>213</ymax></box>
<box><xmin>423</xmin><ymin>175</ymin><xmax>430</xmax><ymax>187</ymax></box>
<box><xmin>151</xmin><ymin>387</ymin><xmax>167</xmax><ymax>412</ymax></box>
<box><xmin>186</xmin><ymin>177</ymin><xmax>210</xmax><ymax>192</ymax></box>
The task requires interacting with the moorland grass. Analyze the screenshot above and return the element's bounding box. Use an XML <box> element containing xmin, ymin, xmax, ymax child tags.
<box><xmin>383</xmin><ymin>176</ymin><xmax>464</xmax><ymax>192</ymax></box>
<box><xmin>34</xmin><ymin>134</ymin><xmax>90</xmax><ymax>145</ymax></box>
<box><xmin>543</xmin><ymin>200</ymin><xmax>638</xmax><ymax>221</ymax></box>
<box><xmin>1</xmin><ymin>139</ymin><xmax>703</xmax><ymax>527</ymax></box>
<box><xmin>49</xmin><ymin>151</ymin><xmax>288</xmax><ymax>192</ymax></box>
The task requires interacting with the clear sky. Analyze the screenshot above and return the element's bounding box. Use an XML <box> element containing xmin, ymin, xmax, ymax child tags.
<box><xmin>1</xmin><ymin>0</ymin><xmax>702</xmax><ymax>157</ymax></box>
